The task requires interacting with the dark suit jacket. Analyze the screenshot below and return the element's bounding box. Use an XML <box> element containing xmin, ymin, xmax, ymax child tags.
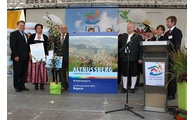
<box><xmin>164</xmin><ymin>27</ymin><xmax>182</xmax><ymax>52</ymax></box>
<box><xmin>54</xmin><ymin>33</ymin><xmax>69</xmax><ymax>63</ymax></box>
<box><xmin>10</xmin><ymin>30</ymin><xmax>29</xmax><ymax>60</ymax></box>
<box><xmin>118</xmin><ymin>33</ymin><xmax>143</xmax><ymax>61</ymax></box>
<box><xmin>28</xmin><ymin>33</ymin><xmax>48</xmax><ymax>55</ymax></box>
<box><xmin>151</xmin><ymin>35</ymin><xmax>165</xmax><ymax>41</ymax></box>
<box><xmin>143</xmin><ymin>38</ymin><xmax>152</xmax><ymax>41</ymax></box>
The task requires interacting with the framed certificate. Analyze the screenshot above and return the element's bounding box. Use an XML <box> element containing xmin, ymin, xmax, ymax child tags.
<box><xmin>30</xmin><ymin>43</ymin><xmax>45</xmax><ymax>63</ymax></box>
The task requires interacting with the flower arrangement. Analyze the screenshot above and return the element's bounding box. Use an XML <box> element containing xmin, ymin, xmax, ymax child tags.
<box><xmin>31</xmin><ymin>55</ymin><xmax>46</xmax><ymax>63</ymax></box>
<box><xmin>167</xmin><ymin>47</ymin><xmax>187</xmax><ymax>112</ymax></box>
<box><xmin>167</xmin><ymin>48</ymin><xmax>187</xmax><ymax>84</ymax></box>
<box><xmin>47</xmin><ymin>56</ymin><xmax>62</xmax><ymax>69</ymax></box>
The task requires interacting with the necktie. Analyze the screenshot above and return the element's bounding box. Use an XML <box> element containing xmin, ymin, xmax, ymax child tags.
<box><xmin>60</xmin><ymin>34</ymin><xmax>65</xmax><ymax>44</ymax></box>
<box><xmin>22</xmin><ymin>32</ymin><xmax>27</xmax><ymax>44</ymax></box>
<box><xmin>156</xmin><ymin>36</ymin><xmax>159</xmax><ymax>41</ymax></box>
<box><xmin>167</xmin><ymin>30</ymin><xmax>171</xmax><ymax>35</ymax></box>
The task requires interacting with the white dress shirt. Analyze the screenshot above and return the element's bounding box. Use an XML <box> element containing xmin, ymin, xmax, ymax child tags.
<box><xmin>125</xmin><ymin>33</ymin><xmax>134</xmax><ymax>53</ymax></box>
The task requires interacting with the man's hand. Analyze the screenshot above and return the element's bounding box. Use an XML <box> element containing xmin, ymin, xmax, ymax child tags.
<box><xmin>138</xmin><ymin>60</ymin><xmax>143</xmax><ymax>64</ymax></box>
<box><xmin>29</xmin><ymin>52</ymin><xmax>32</xmax><ymax>60</ymax></box>
<box><xmin>14</xmin><ymin>57</ymin><xmax>19</xmax><ymax>62</ymax></box>
<box><xmin>29</xmin><ymin>52</ymin><xmax>32</xmax><ymax>58</ymax></box>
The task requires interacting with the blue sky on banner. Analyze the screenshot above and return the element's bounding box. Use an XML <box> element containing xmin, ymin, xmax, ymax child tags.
<box><xmin>66</xmin><ymin>8</ymin><xmax>118</xmax><ymax>33</ymax></box>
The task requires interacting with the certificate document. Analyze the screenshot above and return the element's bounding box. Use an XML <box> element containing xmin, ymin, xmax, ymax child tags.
<box><xmin>30</xmin><ymin>43</ymin><xmax>45</xmax><ymax>63</ymax></box>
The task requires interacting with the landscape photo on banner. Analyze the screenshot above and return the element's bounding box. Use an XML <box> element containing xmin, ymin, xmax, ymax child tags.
<box><xmin>68</xmin><ymin>32</ymin><xmax>118</xmax><ymax>93</ymax></box>
<box><xmin>65</xmin><ymin>8</ymin><xmax>118</xmax><ymax>33</ymax></box>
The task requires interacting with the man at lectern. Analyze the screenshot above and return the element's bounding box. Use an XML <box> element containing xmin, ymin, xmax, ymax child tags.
<box><xmin>164</xmin><ymin>16</ymin><xmax>183</xmax><ymax>100</ymax></box>
<box><xmin>119</xmin><ymin>23</ymin><xmax>143</xmax><ymax>94</ymax></box>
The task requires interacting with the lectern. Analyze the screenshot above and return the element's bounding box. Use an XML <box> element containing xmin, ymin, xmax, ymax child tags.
<box><xmin>140</xmin><ymin>41</ymin><xmax>170</xmax><ymax>112</ymax></box>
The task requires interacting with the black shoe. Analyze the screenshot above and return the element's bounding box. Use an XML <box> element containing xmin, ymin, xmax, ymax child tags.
<box><xmin>167</xmin><ymin>96</ymin><xmax>175</xmax><ymax>100</ymax></box>
<box><xmin>35</xmin><ymin>84</ymin><xmax>38</xmax><ymax>90</ymax></box>
<box><xmin>135</xmin><ymin>87</ymin><xmax>139</xmax><ymax>90</ymax></box>
<box><xmin>121</xmin><ymin>88</ymin><xmax>127</xmax><ymax>93</ymax></box>
<box><xmin>130</xmin><ymin>89</ymin><xmax>135</xmax><ymax>94</ymax></box>
<box><xmin>15</xmin><ymin>89</ymin><xmax>22</xmax><ymax>92</ymax></box>
<box><xmin>20</xmin><ymin>87</ymin><xmax>29</xmax><ymax>91</ymax></box>
<box><xmin>139</xmin><ymin>82</ymin><xmax>144</xmax><ymax>87</ymax></box>
<box><xmin>40</xmin><ymin>84</ymin><xmax>44</xmax><ymax>90</ymax></box>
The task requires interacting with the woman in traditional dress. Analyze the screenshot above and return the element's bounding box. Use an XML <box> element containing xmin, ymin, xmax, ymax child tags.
<box><xmin>27</xmin><ymin>24</ymin><xmax>48</xmax><ymax>90</ymax></box>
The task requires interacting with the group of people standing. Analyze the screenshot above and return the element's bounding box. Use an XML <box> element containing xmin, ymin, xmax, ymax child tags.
<box><xmin>10</xmin><ymin>21</ymin><xmax>69</xmax><ymax>92</ymax></box>
<box><xmin>10</xmin><ymin>15</ymin><xmax>182</xmax><ymax>101</ymax></box>
<box><xmin>118</xmin><ymin>16</ymin><xmax>182</xmax><ymax>100</ymax></box>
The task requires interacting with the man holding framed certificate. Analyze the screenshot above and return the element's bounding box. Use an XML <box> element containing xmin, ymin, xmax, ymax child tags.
<box><xmin>54</xmin><ymin>24</ymin><xmax>69</xmax><ymax>91</ymax></box>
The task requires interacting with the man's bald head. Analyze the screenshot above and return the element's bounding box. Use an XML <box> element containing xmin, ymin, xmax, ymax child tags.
<box><xmin>127</xmin><ymin>22</ymin><xmax>135</xmax><ymax>34</ymax></box>
<box><xmin>60</xmin><ymin>24</ymin><xmax>68</xmax><ymax>34</ymax></box>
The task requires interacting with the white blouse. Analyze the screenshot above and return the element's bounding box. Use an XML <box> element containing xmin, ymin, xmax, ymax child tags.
<box><xmin>34</xmin><ymin>33</ymin><xmax>44</xmax><ymax>41</ymax></box>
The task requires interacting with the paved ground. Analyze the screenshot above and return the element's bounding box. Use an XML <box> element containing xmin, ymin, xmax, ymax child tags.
<box><xmin>7</xmin><ymin>76</ymin><xmax>177</xmax><ymax>120</ymax></box>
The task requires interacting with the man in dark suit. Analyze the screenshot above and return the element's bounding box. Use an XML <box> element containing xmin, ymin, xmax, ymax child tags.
<box><xmin>164</xmin><ymin>16</ymin><xmax>183</xmax><ymax>100</ymax></box>
<box><xmin>54</xmin><ymin>24</ymin><xmax>69</xmax><ymax>90</ymax></box>
<box><xmin>10</xmin><ymin>20</ymin><xmax>30</xmax><ymax>92</ymax></box>
<box><xmin>119</xmin><ymin>23</ymin><xmax>143</xmax><ymax>94</ymax></box>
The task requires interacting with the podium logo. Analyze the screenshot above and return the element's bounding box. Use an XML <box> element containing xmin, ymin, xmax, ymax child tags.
<box><xmin>84</xmin><ymin>10</ymin><xmax>100</xmax><ymax>24</ymax></box>
<box><xmin>148</xmin><ymin>64</ymin><xmax>163</xmax><ymax>76</ymax></box>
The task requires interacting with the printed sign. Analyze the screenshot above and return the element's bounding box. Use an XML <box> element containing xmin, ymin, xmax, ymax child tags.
<box><xmin>145</xmin><ymin>62</ymin><xmax>165</xmax><ymax>86</ymax></box>
<box><xmin>69</xmin><ymin>32</ymin><xmax>118</xmax><ymax>93</ymax></box>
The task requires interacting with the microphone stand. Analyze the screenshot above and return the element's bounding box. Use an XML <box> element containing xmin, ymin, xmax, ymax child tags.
<box><xmin>105</xmin><ymin>34</ymin><xmax>144</xmax><ymax>119</ymax></box>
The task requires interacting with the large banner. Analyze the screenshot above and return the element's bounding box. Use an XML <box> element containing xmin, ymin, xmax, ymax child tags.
<box><xmin>116</xmin><ymin>8</ymin><xmax>187</xmax><ymax>47</ymax></box>
<box><xmin>66</xmin><ymin>8</ymin><xmax>118</xmax><ymax>33</ymax></box>
<box><xmin>69</xmin><ymin>32</ymin><xmax>118</xmax><ymax>93</ymax></box>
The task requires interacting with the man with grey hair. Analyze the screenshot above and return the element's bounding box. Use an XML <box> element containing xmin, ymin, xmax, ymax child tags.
<box><xmin>118</xmin><ymin>22</ymin><xmax>143</xmax><ymax>94</ymax></box>
<box><xmin>54</xmin><ymin>24</ymin><xmax>69</xmax><ymax>90</ymax></box>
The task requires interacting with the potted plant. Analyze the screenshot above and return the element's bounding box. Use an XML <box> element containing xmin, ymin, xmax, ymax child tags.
<box><xmin>168</xmin><ymin>48</ymin><xmax>187</xmax><ymax>111</ymax></box>
<box><xmin>45</xmin><ymin>12</ymin><xmax>62</xmax><ymax>94</ymax></box>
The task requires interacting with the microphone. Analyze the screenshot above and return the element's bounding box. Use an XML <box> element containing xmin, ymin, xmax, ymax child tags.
<box><xmin>143</xmin><ymin>23</ymin><xmax>150</xmax><ymax>28</ymax></box>
<box><xmin>143</xmin><ymin>23</ymin><xmax>150</xmax><ymax>32</ymax></box>
<box><xmin>143</xmin><ymin>27</ymin><xmax>148</xmax><ymax>32</ymax></box>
